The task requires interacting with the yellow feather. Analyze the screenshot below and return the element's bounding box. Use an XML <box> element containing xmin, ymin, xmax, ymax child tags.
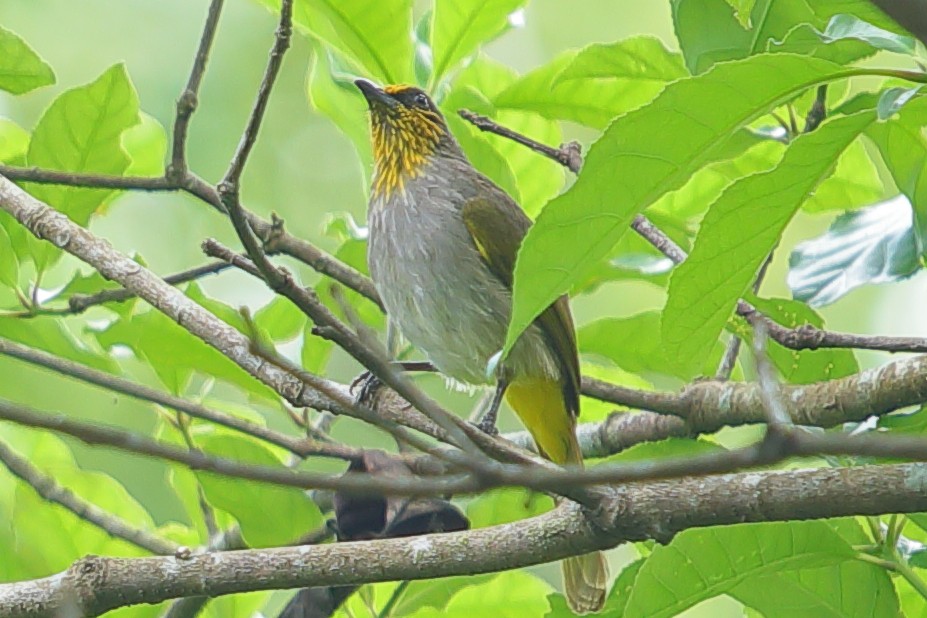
<box><xmin>369</xmin><ymin>105</ymin><xmax>443</xmax><ymax>197</ymax></box>
<box><xmin>505</xmin><ymin>378</ymin><xmax>580</xmax><ymax>465</ymax></box>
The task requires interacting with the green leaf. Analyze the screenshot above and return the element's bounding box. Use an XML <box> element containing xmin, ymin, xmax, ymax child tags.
<box><xmin>580</xmin><ymin>312</ymin><xmax>670</xmax><ymax>377</ymax></box>
<box><xmin>730</xmin><ymin>559</ymin><xmax>899</xmax><ymax>618</ymax></box>
<box><xmin>0</xmin><ymin>26</ymin><xmax>55</xmax><ymax>94</ymax></box>
<box><xmin>254</xmin><ymin>296</ymin><xmax>306</xmax><ymax>342</ymax></box>
<box><xmin>740</xmin><ymin>297</ymin><xmax>859</xmax><ymax>383</ymax></box>
<box><xmin>868</xmin><ymin>95</ymin><xmax>927</xmax><ymax>256</ymax></box>
<box><xmin>430</xmin><ymin>0</ymin><xmax>526</xmax><ymax>85</ymax></box>
<box><xmin>391</xmin><ymin>575</ymin><xmax>495</xmax><ymax>617</ymax></box>
<box><xmin>673</xmin><ymin>0</ymin><xmax>902</xmax><ymax>74</ymax></box>
<box><xmin>594</xmin><ymin>558</ymin><xmax>645</xmax><ymax>617</ymax></box>
<box><xmin>661</xmin><ymin>110</ymin><xmax>876</xmax><ymax>375</ymax></box>
<box><xmin>0</xmin><ymin>224</ymin><xmax>19</xmax><ymax>289</ymax></box>
<box><xmin>724</xmin><ymin>0</ymin><xmax>756</xmax><ymax>28</ymax></box>
<box><xmin>0</xmin><ymin>317</ymin><xmax>115</xmax><ymax>372</ymax></box>
<box><xmin>465</xmin><ymin>487</ymin><xmax>553</xmax><ymax>528</ymax></box>
<box><xmin>803</xmin><ymin>139</ymin><xmax>883</xmax><ymax>212</ymax></box>
<box><xmin>495</xmin><ymin>37</ymin><xmax>687</xmax><ymax>129</ymax></box>
<box><xmin>820</xmin><ymin>13</ymin><xmax>916</xmax><ymax>55</ymax></box>
<box><xmin>123</xmin><ymin>112</ymin><xmax>168</xmax><ymax>177</ymax></box>
<box><xmin>447</xmin><ymin>114</ymin><xmax>521</xmax><ymax>203</ymax></box>
<box><xmin>195</xmin><ymin>432</ymin><xmax>323</xmax><ymax>547</ymax></box>
<box><xmin>788</xmin><ymin>196</ymin><xmax>919</xmax><ymax>307</ymax></box>
<box><xmin>0</xmin><ymin>118</ymin><xmax>29</xmax><ymax>163</ymax></box>
<box><xmin>879</xmin><ymin>405</ymin><xmax>927</xmax><ymax>433</ymax></box>
<box><xmin>622</xmin><ymin>521</ymin><xmax>857</xmax><ymax>618</ymax></box>
<box><xmin>269</xmin><ymin>0</ymin><xmax>414</xmax><ymax>83</ymax></box>
<box><xmin>307</xmin><ymin>47</ymin><xmax>373</xmax><ymax>177</ymax></box>
<box><xmin>506</xmin><ymin>54</ymin><xmax>881</xmax><ymax>360</ymax></box>
<box><xmin>415</xmin><ymin>571</ymin><xmax>554</xmax><ymax>618</ymax></box>
<box><xmin>604</xmin><ymin>438</ymin><xmax>725</xmax><ymax>465</ymax></box>
<box><xmin>18</xmin><ymin>64</ymin><xmax>139</xmax><ymax>271</ymax></box>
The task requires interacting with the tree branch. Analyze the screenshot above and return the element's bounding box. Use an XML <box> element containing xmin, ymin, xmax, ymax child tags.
<box><xmin>5</xmin><ymin>463</ymin><xmax>927</xmax><ymax>616</ymax></box>
<box><xmin>0</xmin><ymin>439</ymin><xmax>179</xmax><ymax>556</ymax></box>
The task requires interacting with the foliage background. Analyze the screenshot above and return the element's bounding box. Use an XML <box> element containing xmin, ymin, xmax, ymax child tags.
<box><xmin>2</xmin><ymin>0</ymin><xmax>927</xmax><ymax>616</ymax></box>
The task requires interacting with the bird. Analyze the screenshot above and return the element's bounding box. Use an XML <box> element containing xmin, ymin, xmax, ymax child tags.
<box><xmin>355</xmin><ymin>79</ymin><xmax>608</xmax><ymax>614</ymax></box>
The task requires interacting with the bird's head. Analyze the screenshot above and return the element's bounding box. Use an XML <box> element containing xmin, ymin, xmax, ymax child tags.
<box><xmin>355</xmin><ymin>80</ymin><xmax>453</xmax><ymax>196</ymax></box>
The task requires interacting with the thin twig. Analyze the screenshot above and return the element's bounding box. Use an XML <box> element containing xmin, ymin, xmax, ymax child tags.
<box><xmin>0</xmin><ymin>439</ymin><xmax>179</xmax><ymax>555</ymax></box>
<box><xmin>169</xmin><ymin>0</ymin><xmax>226</xmax><ymax>178</ymax></box>
<box><xmin>0</xmin><ymin>336</ymin><xmax>345</xmax><ymax>459</ymax></box>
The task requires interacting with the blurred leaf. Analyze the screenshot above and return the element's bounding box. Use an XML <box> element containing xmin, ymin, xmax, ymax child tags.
<box><xmin>878</xmin><ymin>405</ymin><xmax>927</xmax><ymax>434</ymax></box>
<box><xmin>506</xmin><ymin>54</ymin><xmax>863</xmax><ymax>360</ymax></box>
<box><xmin>741</xmin><ymin>297</ymin><xmax>858</xmax><ymax>383</ymax></box>
<box><xmin>579</xmin><ymin>312</ymin><xmax>667</xmax><ymax>376</ymax></box>
<box><xmin>0</xmin><ymin>118</ymin><xmax>29</xmax><ymax>163</ymax></box>
<box><xmin>265</xmin><ymin>0</ymin><xmax>414</xmax><ymax>83</ymax></box>
<box><xmin>465</xmin><ymin>487</ymin><xmax>553</xmax><ymax>528</ymax></box>
<box><xmin>770</xmin><ymin>22</ymin><xmax>875</xmax><ymax>64</ymax></box>
<box><xmin>672</xmin><ymin>0</ymin><xmax>899</xmax><ymax>73</ymax></box>
<box><xmin>623</xmin><ymin>521</ymin><xmax>856</xmax><ymax>618</ymax></box>
<box><xmin>661</xmin><ymin>111</ymin><xmax>876</xmax><ymax>376</ymax></box>
<box><xmin>0</xmin><ymin>317</ymin><xmax>115</xmax><ymax>372</ymax></box>
<box><xmin>254</xmin><ymin>296</ymin><xmax>306</xmax><ymax>342</ymax></box>
<box><xmin>307</xmin><ymin>48</ymin><xmax>373</xmax><ymax>176</ymax></box>
<box><xmin>302</xmin><ymin>324</ymin><xmax>334</xmax><ymax>374</ymax></box>
<box><xmin>0</xmin><ymin>224</ymin><xmax>19</xmax><ymax>288</ymax></box>
<box><xmin>447</xmin><ymin>114</ymin><xmax>521</xmax><ymax>202</ymax></box>
<box><xmin>495</xmin><ymin>37</ymin><xmax>687</xmax><ymax>129</ymax></box>
<box><xmin>94</xmin><ymin>304</ymin><xmax>274</xmax><ymax>399</ymax></box>
<box><xmin>413</xmin><ymin>10</ymin><xmax>433</xmax><ymax>86</ymax></box>
<box><xmin>788</xmin><ymin>196</ymin><xmax>919</xmax><ymax>307</ymax></box>
<box><xmin>604</xmin><ymin>437</ymin><xmax>725</xmax><ymax>465</ymax></box>
<box><xmin>803</xmin><ymin>139</ymin><xmax>883</xmax><ymax>212</ymax></box>
<box><xmin>430</xmin><ymin>0</ymin><xmax>526</xmax><ymax>84</ymax></box>
<box><xmin>122</xmin><ymin>112</ymin><xmax>168</xmax><ymax>177</ymax></box>
<box><xmin>195</xmin><ymin>432</ymin><xmax>323</xmax><ymax>547</ymax></box>
<box><xmin>413</xmin><ymin>571</ymin><xmax>554</xmax><ymax>618</ymax></box>
<box><xmin>868</xmin><ymin>95</ymin><xmax>927</xmax><ymax>256</ymax></box>
<box><xmin>18</xmin><ymin>64</ymin><xmax>139</xmax><ymax>271</ymax></box>
<box><xmin>390</xmin><ymin>575</ymin><xmax>495</xmax><ymax>617</ymax></box>
<box><xmin>0</xmin><ymin>26</ymin><xmax>55</xmax><ymax>94</ymax></box>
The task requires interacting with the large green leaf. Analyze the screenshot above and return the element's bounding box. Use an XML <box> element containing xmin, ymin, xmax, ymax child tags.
<box><xmin>673</xmin><ymin>0</ymin><xmax>902</xmax><ymax>74</ymax></box>
<box><xmin>265</xmin><ymin>0</ymin><xmax>414</xmax><ymax>83</ymax></box>
<box><xmin>622</xmin><ymin>521</ymin><xmax>857</xmax><ymax>618</ymax></box>
<box><xmin>495</xmin><ymin>37</ymin><xmax>687</xmax><ymax>129</ymax></box>
<box><xmin>0</xmin><ymin>26</ymin><xmax>55</xmax><ymax>94</ymax></box>
<box><xmin>195</xmin><ymin>432</ymin><xmax>323</xmax><ymax>547</ymax></box>
<box><xmin>430</xmin><ymin>0</ymin><xmax>526</xmax><ymax>85</ymax></box>
<box><xmin>868</xmin><ymin>95</ymin><xmax>927</xmax><ymax>256</ymax></box>
<box><xmin>18</xmin><ymin>64</ymin><xmax>139</xmax><ymax>270</ymax></box>
<box><xmin>660</xmin><ymin>110</ymin><xmax>876</xmax><ymax>375</ymax></box>
<box><xmin>0</xmin><ymin>118</ymin><xmax>29</xmax><ymax>163</ymax></box>
<box><xmin>410</xmin><ymin>571</ymin><xmax>554</xmax><ymax>618</ymax></box>
<box><xmin>504</xmin><ymin>54</ymin><xmax>885</xmax><ymax>359</ymax></box>
<box><xmin>788</xmin><ymin>196</ymin><xmax>919</xmax><ymax>306</ymax></box>
<box><xmin>431</xmin><ymin>0</ymin><xmax>526</xmax><ymax>84</ymax></box>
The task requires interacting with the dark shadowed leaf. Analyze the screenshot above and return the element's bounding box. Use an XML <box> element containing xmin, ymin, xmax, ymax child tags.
<box><xmin>788</xmin><ymin>196</ymin><xmax>920</xmax><ymax>307</ymax></box>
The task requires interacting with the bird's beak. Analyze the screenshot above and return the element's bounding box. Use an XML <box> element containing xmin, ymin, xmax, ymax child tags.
<box><xmin>355</xmin><ymin>79</ymin><xmax>396</xmax><ymax>109</ymax></box>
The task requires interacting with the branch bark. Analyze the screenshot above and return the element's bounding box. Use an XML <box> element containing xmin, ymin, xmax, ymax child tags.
<box><xmin>3</xmin><ymin>463</ymin><xmax>927</xmax><ymax>617</ymax></box>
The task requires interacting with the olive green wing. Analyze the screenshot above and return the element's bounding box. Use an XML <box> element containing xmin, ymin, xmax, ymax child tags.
<box><xmin>461</xmin><ymin>196</ymin><xmax>581</xmax><ymax>417</ymax></box>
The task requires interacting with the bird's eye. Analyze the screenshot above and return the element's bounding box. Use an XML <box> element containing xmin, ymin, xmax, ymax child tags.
<box><xmin>414</xmin><ymin>93</ymin><xmax>429</xmax><ymax>108</ymax></box>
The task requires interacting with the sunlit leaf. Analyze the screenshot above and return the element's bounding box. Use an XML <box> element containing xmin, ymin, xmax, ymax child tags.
<box><xmin>661</xmin><ymin>111</ymin><xmax>876</xmax><ymax>375</ymax></box>
<box><xmin>506</xmin><ymin>52</ymin><xmax>880</xmax><ymax>365</ymax></box>
<box><xmin>0</xmin><ymin>118</ymin><xmax>29</xmax><ymax>163</ymax></box>
<box><xmin>495</xmin><ymin>37</ymin><xmax>687</xmax><ymax>129</ymax></box>
<box><xmin>0</xmin><ymin>26</ymin><xmax>55</xmax><ymax>94</ymax></box>
<box><xmin>788</xmin><ymin>196</ymin><xmax>919</xmax><ymax>307</ymax></box>
<box><xmin>430</xmin><ymin>0</ymin><xmax>526</xmax><ymax>85</ymax></box>
<box><xmin>622</xmin><ymin>521</ymin><xmax>856</xmax><ymax>617</ymax></box>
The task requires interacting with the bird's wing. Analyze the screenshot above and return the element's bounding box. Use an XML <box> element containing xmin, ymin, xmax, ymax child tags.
<box><xmin>461</xmin><ymin>195</ymin><xmax>581</xmax><ymax>417</ymax></box>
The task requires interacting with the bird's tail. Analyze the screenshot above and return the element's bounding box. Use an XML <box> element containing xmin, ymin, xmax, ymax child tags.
<box><xmin>506</xmin><ymin>379</ymin><xmax>609</xmax><ymax>614</ymax></box>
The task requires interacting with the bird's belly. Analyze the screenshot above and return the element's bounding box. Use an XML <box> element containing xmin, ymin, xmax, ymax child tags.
<box><xmin>368</xmin><ymin>208</ymin><xmax>555</xmax><ymax>386</ymax></box>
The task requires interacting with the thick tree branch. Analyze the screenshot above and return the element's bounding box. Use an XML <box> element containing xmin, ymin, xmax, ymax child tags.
<box><xmin>0</xmin><ymin>439</ymin><xmax>179</xmax><ymax>556</ymax></box>
<box><xmin>4</xmin><ymin>463</ymin><xmax>927</xmax><ymax>616</ymax></box>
